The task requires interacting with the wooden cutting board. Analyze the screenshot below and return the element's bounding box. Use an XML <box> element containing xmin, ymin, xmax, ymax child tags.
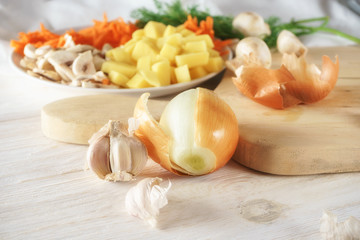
<box><xmin>41</xmin><ymin>46</ymin><xmax>360</xmax><ymax>175</ymax></box>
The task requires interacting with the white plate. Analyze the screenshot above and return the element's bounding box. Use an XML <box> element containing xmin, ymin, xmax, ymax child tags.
<box><xmin>10</xmin><ymin>47</ymin><xmax>232</xmax><ymax>98</ymax></box>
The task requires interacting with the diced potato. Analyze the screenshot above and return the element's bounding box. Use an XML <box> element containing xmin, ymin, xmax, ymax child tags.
<box><xmin>101</xmin><ymin>61</ymin><xmax>137</xmax><ymax>78</ymax></box>
<box><xmin>165</xmin><ymin>33</ymin><xmax>182</xmax><ymax>47</ymax></box>
<box><xmin>156</xmin><ymin>37</ymin><xmax>165</xmax><ymax>49</ymax></box>
<box><xmin>152</xmin><ymin>61</ymin><xmax>171</xmax><ymax>86</ymax></box>
<box><xmin>123</xmin><ymin>41</ymin><xmax>136</xmax><ymax>55</ymax></box>
<box><xmin>160</xmin><ymin>43</ymin><xmax>180</xmax><ymax>62</ymax></box>
<box><xmin>137</xmin><ymin>56</ymin><xmax>152</xmax><ymax>71</ymax></box>
<box><xmin>176</xmin><ymin>24</ymin><xmax>185</xmax><ymax>32</ymax></box>
<box><xmin>183</xmin><ymin>41</ymin><xmax>207</xmax><ymax>53</ymax></box>
<box><xmin>132</xmin><ymin>40</ymin><xmax>159</xmax><ymax>61</ymax></box>
<box><xmin>174</xmin><ymin>65</ymin><xmax>191</xmax><ymax>83</ymax></box>
<box><xmin>179</xmin><ymin>29</ymin><xmax>195</xmax><ymax>37</ymax></box>
<box><xmin>189</xmin><ymin>66</ymin><xmax>208</xmax><ymax>79</ymax></box>
<box><xmin>170</xmin><ymin>66</ymin><xmax>177</xmax><ymax>84</ymax></box>
<box><xmin>182</xmin><ymin>34</ymin><xmax>214</xmax><ymax>48</ymax></box>
<box><xmin>139</xmin><ymin>70</ymin><xmax>161</xmax><ymax>87</ymax></box>
<box><xmin>163</xmin><ymin>25</ymin><xmax>177</xmax><ymax>37</ymax></box>
<box><xmin>126</xmin><ymin>73</ymin><xmax>152</xmax><ymax>88</ymax></box>
<box><xmin>132</xmin><ymin>29</ymin><xmax>145</xmax><ymax>39</ymax></box>
<box><xmin>175</xmin><ymin>52</ymin><xmax>210</xmax><ymax>68</ymax></box>
<box><xmin>153</xmin><ymin>55</ymin><xmax>170</xmax><ymax>64</ymax></box>
<box><xmin>106</xmin><ymin>47</ymin><xmax>133</xmax><ymax>64</ymax></box>
<box><xmin>144</xmin><ymin>21</ymin><xmax>166</xmax><ymax>39</ymax></box>
<box><xmin>204</xmin><ymin>57</ymin><xmax>224</xmax><ymax>72</ymax></box>
<box><xmin>208</xmin><ymin>48</ymin><xmax>220</xmax><ymax>57</ymax></box>
<box><xmin>108</xmin><ymin>71</ymin><xmax>129</xmax><ymax>87</ymax></box>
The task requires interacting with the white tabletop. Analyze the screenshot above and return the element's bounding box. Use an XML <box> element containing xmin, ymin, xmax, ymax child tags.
<box><xmin>1</xmin><ymin>0</ymin><xmax>360</xmax><ymax>239</ymax></box>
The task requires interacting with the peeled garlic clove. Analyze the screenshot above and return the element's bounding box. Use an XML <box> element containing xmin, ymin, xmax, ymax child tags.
<box><xmin>234</xmin><ymin>37</ymin><xmax>272</xmax><ymax>68</ymax></box>
<box><xmin>134</xmin><ymin>88</ymin><xmax>239</xmax><ymax>176</ymax></box>
<box><xmin>232</xmin><ymin>12</ymin><xmax>271</xmax><ymax>38</ymax></box>
<box><xmin>320</xmin><ymin>211</ymin><xmax>360</xmax><ymax>239</ymax></box>
<box><xmin>125</xmin><ymin>177</ymin><xmax>171</xmax><ymax>228</ymax></box>
<box><xmin>277</xmin><ymin>30</ymin><xmax>308</xmax><ymax>57</ymax></box>
<box><xmin>87</xmin><ymin>120</ymin><xmax>148</xmax><ymax>181</ymax></box>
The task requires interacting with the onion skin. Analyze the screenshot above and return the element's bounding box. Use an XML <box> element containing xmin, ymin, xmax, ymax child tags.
<box><xmin>133</xmin><ymin>88</ymin><xmax>239</xmax><ymax>175</ymax></box>
<box><xmin>232</xmin><ymin>54</ymin><xmax>339</xmax><ymax>109</ymax></box>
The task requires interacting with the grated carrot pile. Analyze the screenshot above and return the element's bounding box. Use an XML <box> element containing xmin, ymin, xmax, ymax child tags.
<box><xmin>10</xmin><ymin>14</ymin><xmax>138</xmax><ymax>56</ymax></box>
<box><xmin>183</xmin><ymin>15</ymin><xmax>232</xmax><ymax>55</ymax></box>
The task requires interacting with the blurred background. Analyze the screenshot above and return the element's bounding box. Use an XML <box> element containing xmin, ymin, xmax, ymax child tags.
<box><xmin>1</xmin><ymin>0</ymin><xmax>359</xmax><ymax>46</ymax></box>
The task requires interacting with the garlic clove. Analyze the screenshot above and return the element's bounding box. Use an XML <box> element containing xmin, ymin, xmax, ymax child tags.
<box><xmin>277</xmin><ymin>30</ymin><xmax>308</xmax><ymax>57</ymax></box>
<box><xmin>87</xmin><ymin>120</ymin><xmax>148</xmax><ymax>181</ymax></box>
<box><xmin>134</xmin><ymin>88</ymin><xmax>239</xmax><ymax>176</ymax></box>
<box><xmin>125</xmin><ymin>177</ymin><xmax>171</xmax><ymax>228</ymax></box>
<box><xmin>234</xmin><ymin>37</ymin><xmax>272</xmax><ymax>68</ymax></box>
<box><xmin>232</xmin><ymin>12</ymin><xmax>271</xmax><ymax>38</ymax></box>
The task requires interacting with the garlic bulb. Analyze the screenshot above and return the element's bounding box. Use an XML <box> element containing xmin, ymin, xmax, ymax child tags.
<box><xmin>232</xmin><ymin>12</ymin><xmax>271</xmax><ymax>38</ymax></box>
<box><xmin>277</xmin><ymin>30</ymin><xmax>308</xmax><ymax>57</ymax></box>
<box><xmin>125</xmin><ymin>177</ymin><xmax>171</xmax><ymax>228</ymax></box>
<box><xmin>320</xmin><ymin>211</ymin><xmax>360</xmax><ymax>240</ymax></box>
<box><xmin>87</xmin><ymin>119</ymin><xmax>148</xmax><ymax>181</ymax></box>
<box><xmin>133</xmin><ymin>88</ymin><xmax>239</xmax><ymax>176</ymax></box>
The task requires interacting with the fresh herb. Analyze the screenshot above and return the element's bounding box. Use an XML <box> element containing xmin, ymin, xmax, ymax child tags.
<box><xmin>132</xmin><ymin>0</ymin><xmax>360</xmax><ymax>48</ymax></box>
<box><xmin>264</xmin><ymin>16</ymin><xmax>360</xmax><ymax>48</ymax></box>
<box><xmin>131</xmin><ymin>0</ymin><xmax>244</xmax><ymax>40</ymax></box>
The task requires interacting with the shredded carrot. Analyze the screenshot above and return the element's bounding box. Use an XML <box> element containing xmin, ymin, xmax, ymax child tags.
<box><xmin>184</xmin><ymin>15</ymin><xmax>231</xmax><ymax>55</ymax></box>
<box><xmin>10</xmin><ymin>14</ymin><xmax>138</xmax><ymax>55</ymax></box>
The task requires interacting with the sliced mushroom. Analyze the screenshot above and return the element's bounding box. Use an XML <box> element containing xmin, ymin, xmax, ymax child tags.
<box><xmin>47</xmin><ymin>50</ymin><xmax>77</xmax><ymax>81</ymax></box>
<box><xmin>102</xmin><ymin>43</ymin><xmax>113</xmax><ymax>55</ymax></box>
<box><xmin>20</xmin><ymin>57</ymin><xmax>37</xmax><ymax>69</ymax></box>
<box><xmin>36</xmin><ymin>58</ymin><xmax>54</xmax><ymax>71</ymax></box>
<box><xmin>93</xmin><ymin>55</ymin><xmax>106</xmax><ymax>71</ymax></box>
<box><xmin>66</xmin><ymin>44</ymin><xmax>95</xmax><ymax>54</ymax></box>
<box><xmin>63</xmin><ymin>34</ymin><xmax>76</xmax><ymax>48</ymax></box>
<box><xmin>34</xmin><ymin>45</ymin><xmax>53</xmax><ymax>57</ymax></box>
<box><xmin>23</xmin><ymin>44</ymin><xmax>37</xmax><ymax>59</ymax></box>
<box><xmin>72</xmin><ymin>50</ymin><xmax>96</xmax><ymax>76</ymax></box>
<box><xmin>33</xmin><ymin>68</ymin><xmax>62</xmax><ymax>81</ymax></box>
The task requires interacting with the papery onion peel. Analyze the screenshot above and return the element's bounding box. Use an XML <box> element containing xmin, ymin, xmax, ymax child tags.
<box><xmin>133</xmin><ymin>88</ymin><xmax>239</xmax><ymax>176</ymax></box>
<box><xmin>232</xmin><ymin>54</ymin><xmax>339</xmax><ymax>109</ymax></box>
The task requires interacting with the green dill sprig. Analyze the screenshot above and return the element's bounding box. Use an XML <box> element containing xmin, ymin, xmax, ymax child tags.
<box><xmin>131</xmin><ymin>0</ymin><xmax>360</xmax><ymax>48</ymax></box>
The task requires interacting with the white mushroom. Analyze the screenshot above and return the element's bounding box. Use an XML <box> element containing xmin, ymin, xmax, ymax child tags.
<box><xmin>20</xmin><ymin>57</ymin><xmax>37</xmax><ymax>69</ymax></box>
<box><xmin>47</xmin><ymin>50</ymin><xmax>77</xmax><ymax>81</ymax></box>
<box><xmin>235</xmin><ymin>37</ymin><xmax>272</xmax><ymax>68</ymax></box>
<box><xmin>277</xmin><ymin>30</ymin><xmax>308</xmax><ymax>57</ymax></box>
<box><xmin>232</xmin><ymin>12</ymin><xmax>271</xmax><ymax>38</ymax></box>
<box><xmin>34</xmin><ymin>45</ymin><xmax>53</xmax><ymax>57</ymax></box>
<box><xmin>66</xmin><ymin>44</ymin><xmax>95</xmax><ymax>54</ymax></box>
<box><xmin>23</xmin><ymin>44</ymin><xmax>37</xmax><ymax>59</ymax></box>
<box><xmin>72</xmin><ymin>50</ymin><xmax>96</xmax><ymax>76</ymax></box>
<box><xmin>93</xmin><ymin>55</ymin><xmax>106</xmax><ymax>71</ymax></box>
<box><xmin>33</xmin><ymin>68</ymin><xmax>62</xmax><ymax>81</ymax></box>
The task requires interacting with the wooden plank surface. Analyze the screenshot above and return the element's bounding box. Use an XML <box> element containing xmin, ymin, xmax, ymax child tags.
<box><xmin>41</xmin><ymin>46</ymin><xmax>360</xmax><ymax>175</ymax></box>
<box><xmin>1</xmin><ymin>46</ymin><xmax>360</xmax><ymax>240</ymax></box>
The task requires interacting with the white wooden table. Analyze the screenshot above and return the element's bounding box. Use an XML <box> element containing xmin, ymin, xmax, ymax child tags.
<box><xmin>1</xmin><ymin>39</ymin><xmax>360</xmax><ymax>239</ymax></box>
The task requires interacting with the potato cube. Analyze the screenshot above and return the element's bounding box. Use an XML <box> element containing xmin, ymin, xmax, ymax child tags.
<box><xmin>183</xmin><ymin>40</ymin><xmax>207</xmax><ymax>53</ymax></box>
<box><xmin>189</xmin><ymin>66</ymin><xmax>208</xmax><ymax>79</ymax></box>
<box><xmin>132</xmin><ymin>29</ymin><xmax>145</xmax><ymax>39</ymax></box>
<box><xmin>101</xmin><ymin>61</ymin><xmax>137</xmax><ymax>78</ymax></box>
<box><xmin>126</xmin><ymin>73</ymin><xmax>152</xmax><ymax>89</ymax></box>
<box><xmin>170</xmin><ymin>66</ymin><xmax>177</xmax><ymax>84</ymax></box>
<box><xmin>156</xmin><ymin>37</ymin><xmax>165</xmax><ymax>49</ymax></box>
<box><xmin>176</xmin><ymin>24</ymin><xmax>185</xmax><ymax>32</ymax></box>
<box><xmin>175</xmin><ymin>52</ymin><xmax>210</xmax><ymax>68</ymax></box>
<box><xmin>174</xmin><ymin>65</ymin><xmax>191</xmax><ymax>83</ymax></box>
<box><xmin>144</xmin><ymin>21</ymin><xmax>166</xmax><ymax>39</ymax></box>
<box><xmin>131</xmin><ymin>40</ymin><xmax>159</xmax><ymax>61</ymax></box>
<box><xmin>163</xmin><ymin>25</ymin><xmax>177</xmax><ymax>37</ymax></box>
<box><xmin>204</xmin><ymin>57</ymin><xmax>224</xmax><ymax>73</ymax></box>
<box><xmin>182</xmin><ymin>34</ymin><xmax>214</xmax><ymax>48</ymax></box>
<box><xmin>152</xmin><ymin>61</ymin><xmax>171</xmax><ymax>86</ymax></box>
<box><xmin>123</xmin><ymin>41</ymin><xmax>136</xmax><ymax>55</ymax></box>
<box><xmin>136</xmin><ymin>56</ymin><xmax>152</xmax><ymax>71</ymax></box>
<box><xmin>165</xmin><ymin>33</ymin><xmax>182</xmax><ymax>47</ymax></box>
<box><xmin>108</xmin><ymin>71</ymin><xmax>129</xmax><ymax>87</ymax></box>
<box><xmin>160</xmin><ymin>43</ymin><xmax>180</xmax><ymax>62</ymax></box>
<box><xmin>139</xmin><ymin>70</ymin><xmax>161</xmax><ymax>87</ymax></box>
<box><xmin>179</xmin><ymin>29</ymin><xmax>195</xmax><ymax>37</ymax></box>
<box><xmin>208</xmin><ymin>48</ymin><xmax>220</xmax><ymax>57</ymax></box>
<box><xmin>105</xmin><ymin>47</ymin><xmax>133</xmax><ymax>64</ymax></box>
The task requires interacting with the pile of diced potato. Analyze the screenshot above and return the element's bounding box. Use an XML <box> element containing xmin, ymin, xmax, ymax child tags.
<box><xmin>101</xmin><ymin>21</ymin><xmax>225</xmax><ymax>88</ymax></box>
